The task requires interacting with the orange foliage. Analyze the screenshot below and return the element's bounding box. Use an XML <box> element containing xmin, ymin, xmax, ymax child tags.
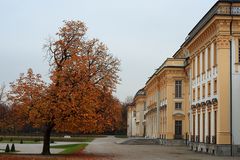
<box><xmin>8</xmin><ymin>20</ymin><xmax>121</xmax><ymax>154</ymax></box>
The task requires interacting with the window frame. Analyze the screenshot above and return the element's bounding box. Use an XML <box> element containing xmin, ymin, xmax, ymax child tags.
<box><xmin>202</xmin><ymin>50</ymin><xmax>205</xmax><ymax>74</ymax></box>
<box><xmin>175</xmin><ymin>80</ymin><xmax>182</xmax><ymax>98</ymax></box>
<box><xmin>202</xmin><ymin>84</ymin><xmax>206</xmax><ymax>98</ymax></box>
<box><xmin>238</xmin><ymin>39</ymin><xmax>240</xmax><ymax>63</ymax></box>
<box><xmin>175</xmin><ymin>102</ymin><xmax>182</xmax><ymax>110</ymax></box>
<box><xmin>207</xmin><ymin>46</ymin><xmax>211</xmax><ymax>71</ymax></box>
<box><xmin>214</xmin><ymin>78</ymin><xmax>217</xmax><ymax>95</ymax></box>
<box><xmin>208</xmin><ymin>81</ymin><xmax>211</xmax><ymax>97</ymax></box>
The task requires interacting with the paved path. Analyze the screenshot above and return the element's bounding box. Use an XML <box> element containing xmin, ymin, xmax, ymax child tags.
<box><xmin>84</xmin><ymin>136</ymin><xmax>240</xmax><ymax>160</ymax></box>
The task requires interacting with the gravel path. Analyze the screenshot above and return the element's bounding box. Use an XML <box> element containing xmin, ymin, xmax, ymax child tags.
<box><xmin>84</xmin><ymin>136</ymin><xmax>240</xmax><ymax>160</ymax></box>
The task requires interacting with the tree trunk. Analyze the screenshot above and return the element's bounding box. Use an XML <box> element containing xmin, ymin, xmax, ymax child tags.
<box><xmin>41</xmin><ymin>125</ymin><xmax>53</xmax><ymax>155</ymax></box>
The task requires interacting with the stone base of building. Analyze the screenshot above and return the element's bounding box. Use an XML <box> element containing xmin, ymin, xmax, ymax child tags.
<box><xmin>158</xmin><ymin>139</ymin><xmax>187</xmax><ymax>146</ymax></box>
<box><xmin>189</xmin><ymin>142</ymin><xmax>240</xmax><ymax>156</ymax></box>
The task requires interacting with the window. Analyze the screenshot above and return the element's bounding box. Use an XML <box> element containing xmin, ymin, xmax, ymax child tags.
<box><xmin>238</xmin><ymin>39</ymin><xmax>240</xmax><ymax>63</ymax></box>
<box><xmin>193</xmin><ymin>89</ymin><xmax>196</xmax><ymax>101</ymax></box>
<box><xmin>202</xmin><ymin>51</ymin><xmax>205</xmax><ymax>74</ymax></box>
<box><xmin>203</xmin><ymin>113</ymin><xmax>205</xmax><ymax>143</ymax></box>
<box><xmin>208</xmin><ymin>112</ymin><xmax>211</xmax><ymax>141</ymax></box>
<box><xmin>175</xmin><ymin>80</ymin><xmax>182</xmax><ymax>98</ymax></box>
<box><xmin>192</xmin><ymin>58</ymin><xmax>195</xmax><ymax>79</ymax></box>
<box><xmin>214</xmin><ymin>111</ymin><xmax>217</xmax><ymax>142</ymax></box>
<box><xmin>208</xmin><ymin>81</ymin><xmax>211</xmax><ymax>97</ymax></box>
<box><xmin>197</xmin><ymin>55</ymin><xmax>200</xmax><ymax>76</ymax></box>
<box><xmin>208</xmin><ymin>46</ymin><xmax>211</xmax><ymax>70</ymax></box>
<box><xmin>175</xmin><ymin>102</ymin><xmax>182</xmax><ymax>110</ymax></box>
<box><xmin>197</xmin><ymin>87</ymin><xmax>200</xmax><ymax>100</ymax></box>
<box><xmin>214</xmin><ymin>79</ymin><xmax>217</xmax><ymax>94</ymax></box>
<box><xmin>202</xmin><ymin>84</ymin><xmax>206</xmax><ymax>98</ymax></box>
<box><xmin>214</xmin><ymin>42</ymin><xmax>217</xmax><ymax>66</ymax></box>
<box><xmin>198</xmin><ymin>114</ymin><xmax>200</xmax><ymax>138</ymax></box>
<box><xmin>193</xmin><ymin>115</ymin><xmax>196</xmax><ymax>137</ymax></box>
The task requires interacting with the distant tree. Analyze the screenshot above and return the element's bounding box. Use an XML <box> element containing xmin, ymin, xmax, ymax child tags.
<box><xmin>125</xmin><ymin>96</ymin><xmax>133</xmax><ymax>104</ymax></box>
<box><xmin>0</xmin><ymin>83</ymin><xmax>6</xmax><ymax>105</ymax></box>
<box><xmin>9</xmin><ymin>20</ymin><xmax>120</xmax><ymax>155</ymax></box>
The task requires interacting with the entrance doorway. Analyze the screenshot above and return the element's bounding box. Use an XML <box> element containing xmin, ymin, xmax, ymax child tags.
<box><xmin>175</xmin><ymin>120</ymin><xmax>182</xmax><ymax>139</ymax></box>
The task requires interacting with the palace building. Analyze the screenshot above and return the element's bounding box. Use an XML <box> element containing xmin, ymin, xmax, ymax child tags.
<box><xmin>127</xmin><ymin>0</ymin><xmax>240</xmax><ymax>156</ymax></box>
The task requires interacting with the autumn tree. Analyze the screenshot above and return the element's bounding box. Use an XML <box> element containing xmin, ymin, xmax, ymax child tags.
<box><xmin>9</xmin><ymin>20</ymin><xmax>121</xmax><ymax>155</ymax></box>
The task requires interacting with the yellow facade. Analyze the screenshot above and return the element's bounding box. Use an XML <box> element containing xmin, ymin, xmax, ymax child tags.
<box><xmin>127</xmin><ymin>0</ymin><xmax>240</xmax><ymax>156</ymax></box>
<box><xmin>127</xmin><ymin>89</ymin><xmax>146</xmax><ymax>137</ymax></box>
<box><xmin>145</xmin><ymin>59</ymin><xmax>190</xmax><ymax>141</ymax></box>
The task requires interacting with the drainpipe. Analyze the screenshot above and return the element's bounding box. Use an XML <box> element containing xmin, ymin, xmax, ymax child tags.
<box><xmin>229</xmin><ymin>0</ymin><xmax>233</xmax><ymax>156</ymax></box>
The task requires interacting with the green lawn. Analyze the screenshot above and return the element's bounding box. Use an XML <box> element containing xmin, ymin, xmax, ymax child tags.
<box><xmin>0</xmin><ymin>140</ymin><xmax>41</xmax><ymax>144</ymax></box>
<box><xmin>51</xmin><ymin>143</ymin><xmax>88</xmax><ymax>154</ymax></box>
<box><xmin>115</xmin><ymin>135</ymin><xmax>128</xmax><ymax>138</ymax></box>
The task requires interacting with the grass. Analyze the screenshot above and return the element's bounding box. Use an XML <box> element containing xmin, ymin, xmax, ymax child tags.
<box><xmin>115</xmin><ymin>135</ymin><xmax>128</xmax><ymax>138</ymax></box>
<box><xmin>0</xmin><ymin>140</ymin><xmax>41</xmax><ymax>144</ymax></box>
<box><xmin>51</xmin><ymin>143</ymin><xmax>88</xmax><ymax>154</ymax></box>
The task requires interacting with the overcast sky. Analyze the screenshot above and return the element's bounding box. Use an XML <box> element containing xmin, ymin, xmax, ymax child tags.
<box><xmin>0</xmin><ymin>0</ymin><xmax>217</xmax><ymax>102</ymax></box>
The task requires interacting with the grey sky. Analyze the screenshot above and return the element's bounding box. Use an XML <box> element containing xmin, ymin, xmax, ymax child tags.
<box><xmin>0</xmin><ymin>0</ymin><xmax>216</xmax><ymax>101</ymax></box>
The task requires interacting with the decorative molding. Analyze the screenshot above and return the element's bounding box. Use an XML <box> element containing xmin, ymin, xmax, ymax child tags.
<box><xmin>216</xmin><ymin>35</ymin><xmax>231</xmax><ymax>49</ymax></box>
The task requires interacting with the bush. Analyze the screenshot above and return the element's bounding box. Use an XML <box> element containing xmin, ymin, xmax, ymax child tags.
<box><xmin>0</xmin><ymin>137</ymin><xmax>3</xmax><ymax>141</ymax></box>
<box><xmin>5</xmin><ymin>144</ymin><xmax>10</xmax><ymax>153</ymax></box>
<box><xmin>20</xmin><ymin>139</ymin><xmax>23</xmax><ymax>144</ymax></box>
<box><xmin>10</xmin><ymin>144</ymin><xmax>15</xmax><ymax>152</ymax></box>
<box><xmin>10</xmin><ymin>138</ymin><xmax>13</xmax><ymax>142</ymax></box>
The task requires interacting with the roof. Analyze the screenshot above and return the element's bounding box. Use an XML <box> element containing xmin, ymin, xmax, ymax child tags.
<box><xmin>173</xmin><ymin>0</ymin><xmax>240</xmax><ymax>58</ymax></box>
<box><xmin>146</xmin><ymin>58</ymin><xmax>186</xmax><ymax>85</ymax></box>
<box><xmin>134</xmin><ymin>88</ymin><xmax>146</xmax><ymax>99</ymax></box>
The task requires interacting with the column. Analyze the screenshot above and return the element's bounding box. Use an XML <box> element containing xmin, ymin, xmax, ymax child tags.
<box><xmin>217</xmin><ymin>35</ymin><xmax>231</xmax><ymax>144</ymax></box>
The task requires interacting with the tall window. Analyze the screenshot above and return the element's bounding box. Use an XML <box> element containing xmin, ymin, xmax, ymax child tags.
<box><xmin>198</xmin><ymin>114</ymin><xmax>200</xmax><ymax>138</ymax></box>
<box><xmin>214</xmin><ymin>79</ymin><xmax>217</xmax><ymax>95</ymax></box>
<box><xmin>193</xmin><ymin>115</ymin><xmax>196</xmax><ymax>137</ymax></box>
<box><xmin>208</xmin><ymin>112</ymin><xmax>211</xmax><ymax>142</ymax></box>
<box><xmin>214</xmin><ymin>111</ymin><xmax>217</xmax><ymax>142</ymax></box>
<box><xmin>193</xmin><ymin>89</ymin><xmax>196</xmax><ymax>101</ymax></box>
<box><xmin>238</xmin><ymin>39</ymin><xmax>240</xmax><ymax>63</ymax></box>
<box><xmin>203</xmin><ymin>113</ymin><xmax>205</xmax><ymax>143</ymax></box>
<box><xmin>197</xmin><ymin>55</ymin><xmax>200</xmax><ymax>76</ymax></box>
<box><xmin>202</xmin><ymin>84</ymin><xmax>206</xmax><ymax>98</ymax></box>
<box><xmin>197</xmin><ymin>87</ymin><xmax>200</xmax><ymax>100</ymax></box>
<box><xmin>202</xmin><ymin>51</ymin><xmax>205</xmax><ymax>74</ymax></box>
<box><xmin>192</xmin><ymin>58</ymin><xmax>195</xmax><ymax>79</ymax></box>
<box><xmin>144</xmin><ymin>102</ymin><xmax>147</xmax><ymax>111</ymax></box>
<box><xmin>208</xmin><ymin>81</ymin><xmax>211</xmax><ymax>97</ymax></box>
<box><xmin>208</xmin><ymin>46</ymin><xmax>211</xmax><ymax>70</ymax></box>
<box><xmin>175</xmin><ymin>102</ymin><xmax>182</xmax><ymax>110</ymax></box>
<box><xmin>214</xmin><ymin>42</ymin><xmax>217</xmax><ymax>66</ymax></box>
<box><xmin>175</xmin><ymin>80</ymin><xmax>182</xmax><ymax>98</ymax></box>
<box><xmin>133</xmin><ymin>111</ymin><xmax>136</xmax><ymax>117</ymax></box>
